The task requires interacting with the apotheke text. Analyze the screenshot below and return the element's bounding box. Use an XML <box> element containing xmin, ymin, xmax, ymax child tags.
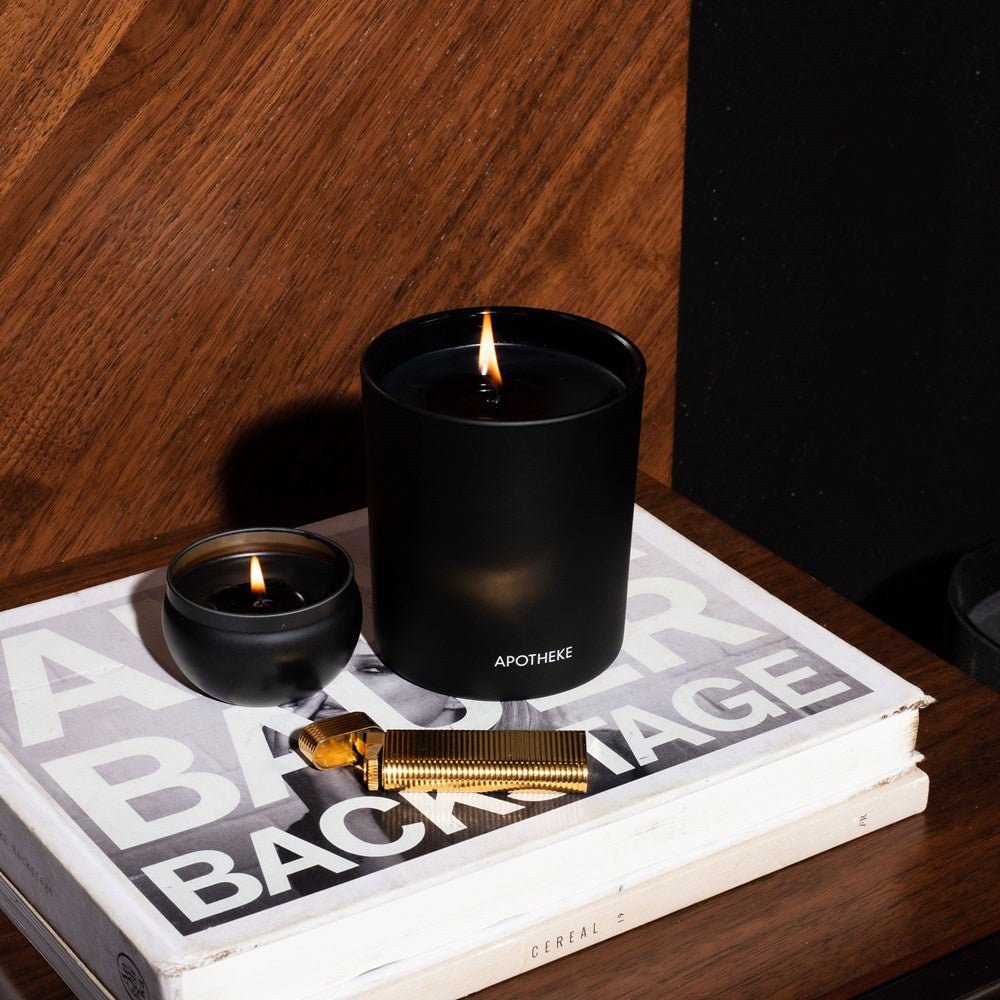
<box><xmin>495</xmin><ymin>646</ymin><xmax>573</xmax><ymax>668</ymax></box>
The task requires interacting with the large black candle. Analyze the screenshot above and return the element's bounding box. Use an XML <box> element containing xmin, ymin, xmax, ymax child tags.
<box><xmin>362</xmin><ymin>306</ymin><xmax>644</xmax><ymax>700</ymax></box>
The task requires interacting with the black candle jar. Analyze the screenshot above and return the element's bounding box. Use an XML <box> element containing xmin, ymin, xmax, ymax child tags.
<box><xmin>162</xmin><ymin>528</ymin><xmax>362</xmax><ymax>706</ymax></box>
<box><xmin>362</xmin><ymin>306</ymin><xmax>645</xmax><ymax>700</ymax></box>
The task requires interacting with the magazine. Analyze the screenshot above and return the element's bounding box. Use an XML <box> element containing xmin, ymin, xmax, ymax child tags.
<box><xmin>0</xmin><ymin>506</ymin><xmax>928</xmax><ymax>999</ymax></box>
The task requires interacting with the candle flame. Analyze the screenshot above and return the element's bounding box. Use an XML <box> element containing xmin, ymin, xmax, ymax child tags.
<box><xmin>249</xmin><ymin>555</ymin><xmax>267</xmax><ymax>596</ymax></box>
<box><xmin>477</xmin><ymin>311</ymin><xmax>502</xmax><ymax>387</ymax></box>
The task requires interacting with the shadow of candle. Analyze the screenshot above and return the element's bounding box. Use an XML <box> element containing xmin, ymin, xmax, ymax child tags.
<box><xmin>222</xmin><ymin>400</ymin><xmax>365</xmax><ymax>528</ymax></box>
<box><xmin>119</xmin><ymin>582</ymin><xmax>202</xmax><ymax>695</ymax></box>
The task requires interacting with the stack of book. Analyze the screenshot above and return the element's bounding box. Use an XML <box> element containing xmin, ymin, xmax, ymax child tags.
<box><xmin>0</xmin><ymin>506</ymin><xmax>929</xmax><ymax>999</ymax></box>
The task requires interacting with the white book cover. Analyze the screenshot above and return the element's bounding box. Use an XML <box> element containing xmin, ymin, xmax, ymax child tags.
<box><xmin>0</xmin><ymin>506</ymin><xmax>929</xmax><ymax>1000</ymax></box>
<box><xmin>0</xmin><ymin>769</ymin><xmax>929</xmax><ymax>1000</ymax></box>
<box><xmin>370</xmin><ymin>767</ymin><xmax>930</xmax><ymax>1000</ymax></box>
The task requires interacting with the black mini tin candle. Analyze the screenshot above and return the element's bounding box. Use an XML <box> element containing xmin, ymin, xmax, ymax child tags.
<box><xmin>362</xmin><ymin>306</ymin><xmax>645</xmax><ymax>700</ymax></box>
<box><xmin>162</xmin><ymin>528</ymin><xmax>362</xmax><ymax>706</ymax></box>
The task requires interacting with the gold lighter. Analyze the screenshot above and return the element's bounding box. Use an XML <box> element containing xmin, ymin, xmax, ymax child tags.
<box><xmin>298</xmin><ymin>712</ymin><xmax>589</xmax><ymax>794</ymax></box>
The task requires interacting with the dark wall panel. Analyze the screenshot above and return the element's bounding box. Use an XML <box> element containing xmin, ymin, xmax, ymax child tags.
<box><xmin>676</xmin><ymin>1</ymin><xmax>1000</xmax><ymax>655</ymax></box>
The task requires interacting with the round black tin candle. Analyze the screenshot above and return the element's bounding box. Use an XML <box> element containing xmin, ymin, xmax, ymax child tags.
<box><xmin>162</xmin><ymin>528</ymin><xmax>362</xmax><ymax>706</ymax></box>
<box><xmin>362</xmin><ymin>306</ymin><xmax>645</xmax><ymax>700</ymax></box>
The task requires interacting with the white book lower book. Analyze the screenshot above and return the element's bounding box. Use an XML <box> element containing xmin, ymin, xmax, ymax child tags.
<box><xmin>0</xmin><ymin>769</ymin><xmax>927</xmax><ymax>1000</ymax></box>
<box><xmin>0</xmin><ymin>506</ymin><xmax>930</xmax><ymax>1000</ymax></box>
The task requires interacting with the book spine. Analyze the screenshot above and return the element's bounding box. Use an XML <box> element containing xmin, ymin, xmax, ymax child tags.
<box><xmin>0</xmin><ymin>787</ymin><xmax>172</xmax><ymax>1000</ymax></box>
<box><xmin>351</xmin><ymin>768</ymin><xmax>928</xmax><ymax>1000</ymax></box>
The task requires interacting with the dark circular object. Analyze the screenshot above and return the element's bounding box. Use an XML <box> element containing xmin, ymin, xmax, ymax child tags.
<box><xmin>362</xmin><ymin>305</ymin><xmax>645</xmax><ymax>700</ymax></box>
<box><xmin>163</xmin><ymin>528</ymin><xmax>362</xmax><ymax>706</ymax></box>
<box><xmin>948</xmin><ymin>537</ymin><xmax>1000</xmax><ymax>694</ymax></box>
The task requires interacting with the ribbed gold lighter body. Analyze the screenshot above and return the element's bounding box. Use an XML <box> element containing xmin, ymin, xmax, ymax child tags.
<box><xmin>298</xmin><ymin>713</ymin><xmax>590</xmax><ymax>794</ymax></box>
<box><xmin>373</xmin><ymin>729</ymin><xmax>589</xmax><ymax>794</ymax></box>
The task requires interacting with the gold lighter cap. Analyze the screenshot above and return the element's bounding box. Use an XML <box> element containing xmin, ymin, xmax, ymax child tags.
<box><xmin>297</xmin><ymin>712</ymin><xmax>381</xmax><ymax>769</ymax></box>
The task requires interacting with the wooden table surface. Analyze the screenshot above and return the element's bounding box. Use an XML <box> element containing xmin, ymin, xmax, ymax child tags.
<box><xmin>0</xmin><ymin>472</ymin><xmax>998</xmax><ymax>999</ymax></box>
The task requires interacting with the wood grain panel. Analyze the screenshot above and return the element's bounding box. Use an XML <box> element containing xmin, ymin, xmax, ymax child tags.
<box><xmin>0</xmin><ymin>0</ymin><xmax>147</xmax><ymax>198</ymax></box>
<box><xmin>0</xmin><ymin>475</ymin><xmax>998</xmax><ymax>999</ymax></box>
<box><xmin>0</xmin><ymin>0</ymin><xmax>688</xmax><ymax>575</ymax></box>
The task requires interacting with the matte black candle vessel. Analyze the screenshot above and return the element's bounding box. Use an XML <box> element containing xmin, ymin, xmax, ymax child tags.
<box><xmin>163</xmin><ymin>528</ymin><xmax>362</xmax><ymax>706</ymax></box>
<box><xmin>362</xmin><ymin>306</ymin><xmax>645</xmax><ymax>700</ymax></box>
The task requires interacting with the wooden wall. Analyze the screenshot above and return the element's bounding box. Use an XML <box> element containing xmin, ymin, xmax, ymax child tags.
<box><xmin>0</xmin><ymin>0</ymin><xmax>688</xmax><ymax>577</ymax></box>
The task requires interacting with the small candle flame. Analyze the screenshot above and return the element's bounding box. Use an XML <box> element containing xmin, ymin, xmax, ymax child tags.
<box><xmin>249</xmin><ymin>555</ymin><xmax>267</xmax><ymax>596</ymax></box>
<box><xmin>478</xmin><ymin>311</ymin><xmax>502</xmax><ymax>388</ymax></box>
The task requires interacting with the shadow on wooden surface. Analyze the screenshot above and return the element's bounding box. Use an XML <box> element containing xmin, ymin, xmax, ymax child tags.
<box><xmin>222</xmin><ymin>399</ymin><xmax>365</xmax><ymax>528</ymax></box>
